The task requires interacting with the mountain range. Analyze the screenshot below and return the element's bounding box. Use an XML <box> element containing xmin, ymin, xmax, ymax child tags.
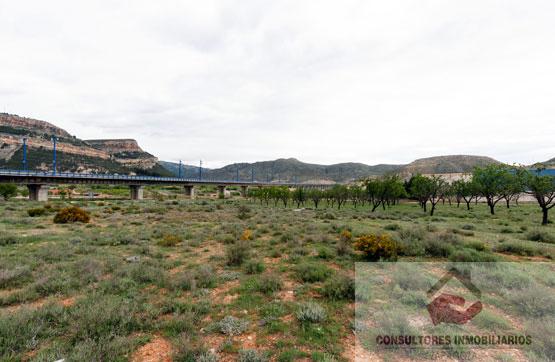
<box><xmin>1</xmin><ymin>113</ymin><xmax>552</xmax><ymax>183</ymax></box>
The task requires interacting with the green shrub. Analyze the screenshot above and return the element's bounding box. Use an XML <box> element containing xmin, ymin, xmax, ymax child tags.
<box><xmin>53</xmin><ymin>206</ymin><xmax>90</xmax><ymax>224</ymax></box>
<box><xmin>295</xmin><ymin>263</ymin><xmax>333</xmax><ymax>283</ymax></box>
<box><xmin>195</xmin><ymin>265</ymin><xmax>217</xmax><ymax>288</ymax></box>
<box><xmin>354</xmin><ymin>234</ymin><xmax>399</xmax><ymax>261</ymax></box>
<box><xmin>526</xmin><ymin>230</ymin><xmax>555</xmax><ymax>244</ymax></box>
<box><xmin>0</xmin><ymin>266</ymin><xmax>32</xmax><ymax>288</ymax></box>
<box><xmin>245</xmin><ymin>260</ymin><xmax>265</xmax><ymax>274</ymax></box>
<box><xmin>69</xmin><ymin>295</ymin><xmax>141</xmax><ymax>342</ymax></box>
<box><xmin>494</xmin><ymin>241</ymin><xmax>538</xmax><ymax>256</ymax></box>
<box><xmin>239</xmin><ymin>349</ymin><xmax>269</xmax><ymax>362</ymax></box>
<box><xmin>157</xmin><ymin>234</ymin><xmax>183</xmax><ymax>247</ymax></box>
<box><xmin>384</xmin><ymin>223</ymin><xmax>401</xmax><ymax>231</ymax></box>
<box><xmin>218</xmin><ymin>315</ymin><xmax>249</xmax><ymax>336</ymax></box>
<box><xmin>437</xmin><ymin>231</ymin><xmax>462</xmax><ymax>244</ymax></box>
<box><xmin>237</xmin><ymin>205</ymin><xmax>251</xmax><ymax>220</ymax></box>
<box><xmin>464</xmin><ymin>240</ymin><xmax>487</xmax><ymax>251</ymax></box>
<box><xmin>160</xmin><ymin>313</ymin><xmax>194</xmax><ymax>337</ymax></box>
<box><xmin>197</xmin><ymin>351</ymin><xmax>219</xmax><ymax>362</ymax></box>
<box><xmin>0</xmin><ymin>235</ymin><xmax>19</xmax><ymax>246</ymax></box>
<box><xmin>296</xmin><ymin>302</ymin><xmax>326</xmax><ymax>323</ymax></box>
<box><xmin>336</xmin><ymin>238</ymin><xmax>353</xmax><ymax>256</ymax></box>
<box><xmin>0</xmin><ymin>183</ymin><xmax>17</xmax><ymax>200</ymax></box>
<box><xmin>255</xmin><ymin>274</ymin><xmax>283</xmax><ymax>294</ymax></box>
<box><xmin>27</xmin><ymin>207</ymin><xmax>46</xmax><ymax>217</ymax></box>
<box><xmin>226</xmin><ymin>241</ymin><xmax>250</xmax><ymax>266</ymax></box>
<box><xmin>321</xmin><ymin>274</ymin><xmax>355</xmax><ymax>300</ymax></box>
<box><xmin>449</xmin><ymin>248</ymin><xmax>499</xmax><ymax>262</ymax></box>
<box><xmin>452</xmin><ymin>229</ymin><xmax>475</xmax><ymax>237</ymax></box>
<box><xmin>316</xmin><ymin>247</ymin><xmax>334</xmax><ymax>259</ymax></box>
<box><xmin>423</xmin><ymin>238</ymin><xmax>454</xmax><ymax>257</ymax></box>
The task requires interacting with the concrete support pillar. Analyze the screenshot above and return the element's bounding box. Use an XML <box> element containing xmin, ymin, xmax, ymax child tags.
<box><xmin>27</xmin><ymin>184</ymin><xmax>49</xmax><ymax>202</ymax></box>
<box><xmin>129</xmin><ymin>185</ymin><xmax>144</xmax><ymax>200</ymax></box>
<box><xmin>240</xmin><ymin>185</ymin><xmax>248</xmax><ymax>197</ymax></box>
<box><xmin>184</xmin><ymin>185</ymin><xmax>196</xmax><ymax>199</ymax></box>
<box><xmin>217</xmin><ymin>185</ymin><xmax>226</xmax><ymax>199</ymax></box>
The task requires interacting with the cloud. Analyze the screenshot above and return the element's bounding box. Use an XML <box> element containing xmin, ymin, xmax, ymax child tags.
<box><xmin>0</xmin><ymin>0</ymin><xmax>554</xmax><ymax>167</ymax></box>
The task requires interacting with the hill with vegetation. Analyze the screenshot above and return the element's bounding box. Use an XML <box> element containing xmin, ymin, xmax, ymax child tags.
<box><xmin>396</xmin><ymin>155</ymin><xmax>501</xmax><ymax>176</ymax></box>
<box><xmin>162</xmin><ymin>158</ymin><xmax>400</xmax><ymax>183</ymax></box>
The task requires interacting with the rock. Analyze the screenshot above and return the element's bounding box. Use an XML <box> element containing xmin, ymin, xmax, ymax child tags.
<box><xmin>125</xmin><ymin>255</ymin><xmax>140</xmax><ymax>263</ymax></box>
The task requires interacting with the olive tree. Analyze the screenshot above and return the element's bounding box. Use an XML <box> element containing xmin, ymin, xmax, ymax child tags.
<box><xmin>524</xmin><ymin>170</ymin><xmax>555</xmax><ymax>225</ymax></box>
<box><xmin>472</xmin><ymin>165</ymin><xmax>511</xmax><ymax>215</ymax></box>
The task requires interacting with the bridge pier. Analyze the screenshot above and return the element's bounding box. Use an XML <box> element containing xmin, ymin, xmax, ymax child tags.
<box><xmin>240</xmin><ymin>185</ymin><xmax>248</xmax><ymax>197</ymax></box>
<box><xmin>217</xmin><ymin>185</ymin><xmax>226</xmax><ymax>199</ymax></box>
<box><xmin>129</xmin><ymin>185</ymin><xmax>144</xmax><ymax>200</ymax></box>
<box><xmin>184</xmin><ymin>185</ymin><xmax>195</xmax><ymax>199</ymax></box>
<box><xmin>27</xmin><ymin>184</ymin><xmax>49</xmax><ymax>202</ymax></box>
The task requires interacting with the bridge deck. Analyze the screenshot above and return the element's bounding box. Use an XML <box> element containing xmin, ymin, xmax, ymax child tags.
<box><xmin>0</xmin><ymin>169</ymin><xmax>330</xmax><ymax>188</ymax></box>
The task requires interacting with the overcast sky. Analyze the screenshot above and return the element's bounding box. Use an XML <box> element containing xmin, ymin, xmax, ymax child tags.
<box><xmin>1</xmin><ymin>1</ymin><xmax>554</xmax><ymax>167</ymax></box>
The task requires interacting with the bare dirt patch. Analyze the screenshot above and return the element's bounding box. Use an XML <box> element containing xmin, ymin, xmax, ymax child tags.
<box><xmin>131</xmin><ymin>336</ymin><xmax>173</xmax><ymax>362</ymax></box>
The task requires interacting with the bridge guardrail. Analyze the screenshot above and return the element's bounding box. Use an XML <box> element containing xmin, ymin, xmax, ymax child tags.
<box><xmin>0</xmin><ymin>169</ymin><xmax>314</xmax><ymax>186</ymax></box>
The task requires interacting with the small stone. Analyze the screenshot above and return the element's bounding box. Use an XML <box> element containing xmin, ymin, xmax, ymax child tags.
<box><xmin>125</xmin><ymin>256</ymin><xmax>140</xmax><ymax>263</ymax></box>
<box><xmin>242</xmin><ymin>310</ymin><xmax>248</xmax><ymax>314</ymax></box>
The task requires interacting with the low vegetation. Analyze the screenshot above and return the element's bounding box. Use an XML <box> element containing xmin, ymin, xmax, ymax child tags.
<box><xmin>0</xmin><ymin>185</ymin><xmax>553</xmax><ymax>361</ymax></box>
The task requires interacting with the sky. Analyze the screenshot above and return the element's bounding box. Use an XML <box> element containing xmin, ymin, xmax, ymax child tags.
<box><xmin>1</xmin><ymin>1</ymin><xmax>554</xmax><ymax>168</ymax></box>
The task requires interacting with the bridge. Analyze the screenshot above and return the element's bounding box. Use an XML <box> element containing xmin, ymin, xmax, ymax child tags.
<box><xmin>0</xmin><ymin>169</ymin><xmax>333</xmax><ymax>201</ymax></box>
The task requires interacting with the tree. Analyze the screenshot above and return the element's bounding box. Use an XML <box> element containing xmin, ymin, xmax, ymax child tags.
<box><xmin>472</xmin><ymin>165</ymin><xmax>511</xmax><ymax>215</ymax></box>
<box><xmin>292</xmin><ymin>187</ymin><xmax>307</xmax><ymax>208</ymax></box>
<box><xmin>365</xmin><ymin>175</ymin><xmax>406</xmax><ymax>212</ymax></box>
<box><xmin>349</xmin><ymin>185</ymin><xmax>364</xmax><ymax>208</ymax></box>
<box><xmin>452</xmin><ymin>178</ymin><xmax>480</xmax><ymax>210</ymax></box>
<box><xmin>0</xmin><ymin>183</ymin><xmax>18</xmax><ymax>201</ymax></box>
<box><xmin>524</xmin><ymin>170</ymin><xmax>555</xmax><ymax>225</ymax></box>
<box><xmin>308</xmin><ymin>189</ymin><xmax>323</xmax><ymax>209</ymax></box>
<box><xmin>409</xmin><ymin>174</ymin><xmax>432</xmax><ymax>212</ymax></box>
<box><xmin>366</xmin><ymin>178</ymin><xmax>384</xmax><ymax>212</ymax></box>
<box><xmin>427</xmin><ymin>176</ymin><xmax>448</xmax><ymax>216</ymax></box>
<box><xmin>330</xmin><ymin>185</ymin><xmax>349</xmax><ymax>210</ymax></box>
<box><xmin>277</xmin><ymin>186</ymin><xmax>290</xmax><ymax>207</ymax></box>
<box><xmin>499</xmin><ymin>168</ymin><xmax>525</xmax><ymax>208</ymax></box>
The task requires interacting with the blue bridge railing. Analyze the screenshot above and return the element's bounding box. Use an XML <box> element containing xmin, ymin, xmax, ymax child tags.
<box><xmin>0</xmin><ymin>169</ymin><xmax>298</xmax><ymax>185</ymax></box>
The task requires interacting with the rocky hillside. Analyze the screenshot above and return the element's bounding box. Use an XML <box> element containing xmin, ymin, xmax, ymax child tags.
<box><xmin>86</xmin><ymin>139</ymin><xmax>159</xmax><ymax>169</ymax></box>
<box><xmin>397</xmin><ymin>155</ymin><xmax>501</xmax><ymax>176</ymax></box>
<box><xmin>539</xmin><ymin>157</ymin><xmax>555</xmax><ymax>168</ymax></box>
<box><xmin>0</xmin><ymin>113</ymin><xmax>170</xmax><ymax>176</ymax></box>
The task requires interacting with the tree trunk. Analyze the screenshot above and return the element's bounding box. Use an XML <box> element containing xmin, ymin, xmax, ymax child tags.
<box><xmin>506</xmin><ymin>198</ymin><xmax>510</xmax><ymax>208</ymax></box>
<box><xmin>430</xmin><ymin>203</ymin><xmax>436</xmax><ymax>216</ymax></box>
<box><xmin>489</xmin><ymin>202</ymin><xmax>495</xmax><ymax>215</ymax></box>
<box><xmin>542</xmin><ymin>208</ymin><xmax>549</xmax><ymax>225</ymax></box>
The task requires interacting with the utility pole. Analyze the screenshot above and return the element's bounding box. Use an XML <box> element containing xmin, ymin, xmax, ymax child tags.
<box><xmin>199</xmin><ymin>160</ymin><xmax>202</xmax><ymax>180</ymax></box>
<box><xmin>22</xmin><ymin>137</ymin><xmax>28</xmax><ymax>171</ymax></box>
<box><xmin>178</xmin><ymin>160</ymin><xmax>183</xmax><ymax>178</ymax></box>
<box><xmin>251</xmin><ymin>165</ymin><xmax>254</xmax><ymax>183</ymax></box>
<box><xmin>236</xmin><ymin>167</ymin><xmax>239</xmax><ymax>182</ymax></box>
<box><xmin>51</xmin><ymin>136</ymin><xmax>58</xmax><ymax>175</ymax></box>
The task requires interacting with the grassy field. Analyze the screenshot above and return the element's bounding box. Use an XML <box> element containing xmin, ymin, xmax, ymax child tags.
<box><xmin>0</xmin><ymin>190</ymin><xmax>554</xmax><ymax>361</ymax></box>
